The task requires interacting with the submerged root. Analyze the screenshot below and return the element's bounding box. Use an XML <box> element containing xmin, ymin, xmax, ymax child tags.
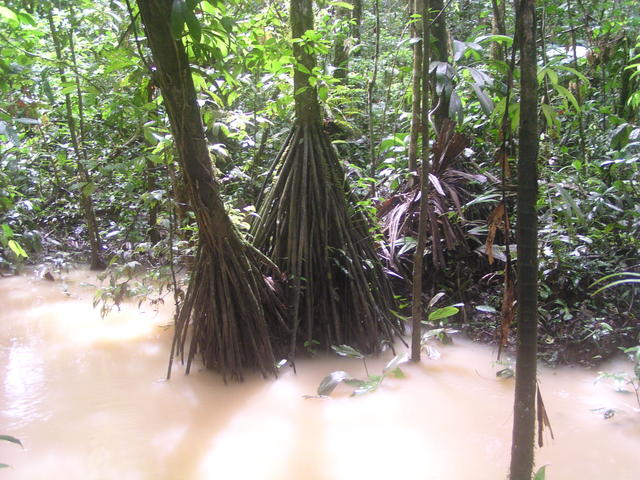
<box><xmin>252</xmin><ymin>122</ymin><xmax>403</xmax><ymax>358</ymax></box>
<box><xmin>167</xmin><ymin>236</ymin><xmax>288</xmax><ymax>382</ymax></box>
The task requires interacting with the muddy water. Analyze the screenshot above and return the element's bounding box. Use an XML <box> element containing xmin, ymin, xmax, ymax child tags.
<box><xmin>1</xmin><ymin>269</ymin><xmax>638</xmax><ymax>479</ymax></box>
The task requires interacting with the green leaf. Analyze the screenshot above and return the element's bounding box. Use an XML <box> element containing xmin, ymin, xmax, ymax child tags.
<box><xmin>428</xmin><ymin>306</ymin><xmax>459</xmax><ymax>322</ymax></box>
<box><xmin>0</xmin><ymin>435</ymin><xmax>22</xmax><ymax>447</ymax></box>
<box><xmin>170</xmin><ymin>0</ymin><xmax>188</xmax><ymax>38</ymax></box>
<box><xmin>449</xmin><ymin>91</ymin><xmax>463</xmax><ymax>124</ymax></box>
<box><xmin>317</xmin><ymin>371</ymin><xmax>354</xmax><ymax>396</ymax></box>
<box><xmin>471</xmin><ymin>83</ymin><xmax>494</xmax><ymax>116</ymax></box>
<box><xmin>383</xmin><ymin>353</ymin><xmax>409</xmax><ymax>374</ymax></box>
<box><xmin>332</xmin><ymin>344</ymin><xmax>364</xmax><ymax>359</ymax></box>
<box><xmin>185</xmin><ymin>9</ymin><xmax>201</xmax><ymax>43</ymax></box>
<box><xmin>318</xmin><ymin>85</ymin><xmax>328</xmax><ymax>101</ymax></box>
<box><xmin>81</xmin><ymin>182</ymin><xmax>97</xmax><ymax>197</ymax></box>
<box><xmin>8</xmin><ymin>240</ymin><xmax>28</xmax><ymax>258</ymax></box>
<box><xmin>0</xmin><ymin>6</ymin><xmax>18</xmax><ymax>23</ymax></box>
<box><xmin>474</xmin><ymin>34</ymin><xmax>513</xmax><ymax>47</ymax></box>
<box><xmin>533</xmin><ymin>465</ymin><xmax>547</xmax><ymax>480</ymax></box>
<box><xmin>554</xmin><ymin>84</ymin><xmax>580</xmax><ymax>112</ymax></box>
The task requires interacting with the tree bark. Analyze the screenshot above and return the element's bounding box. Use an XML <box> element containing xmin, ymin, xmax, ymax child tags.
<box><xmin>408</xmin><ymin>0</ymin><xmax>423</xmax><ymax>181</ymax></box>
<box><xmin>137</xmin><ymin>0</ymin><xmax>280</xmax><ymax>381</ymax></box>
<box><xmin>332</xmin><ymin>1</ymin><xmax>351</xmax><ymax>81</ymax></box>
<box><xmin>46</xmin><ymin>5</ymin><xmax>105</xmax><ymax>270</ymax></box>
<box><xmin>430</xmin><ymin>0</ymin><xmax>451</xmax><ymax>132</ymax></box>
<box><xmin>509</xmin><ymin>0</ymin><xmax>539</xmax><ymax>477</ymax></box>
<box><xmin>411</xmin><ymin>0</ymin><xmax>431</xmax><ymax>363</ymax></box>
<box><xmin>291</xmin><ymin>0</ymin><xmax>321</xmax><ymax>125</ymax></box>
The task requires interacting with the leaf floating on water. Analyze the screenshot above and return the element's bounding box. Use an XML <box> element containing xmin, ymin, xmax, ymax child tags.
<box><xmin>0</xmin><ymin>435</ymin><xmax>22</xmax><ymax>447</ymax></box>
<box><xmin>496</xmin><ymin>368</ymin><xmax>514</xmax><ymax>379</ymax></box>
<box><xmin>317</xmin><ymin>371</ymin><xmax>354</xmax><ymax>396</ymax></box>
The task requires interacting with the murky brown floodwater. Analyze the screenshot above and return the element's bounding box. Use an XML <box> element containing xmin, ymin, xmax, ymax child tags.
<box><xmin>1</xmin><ymin>268</ymin><xmax>638</xmax><ymax>479</ymax></box>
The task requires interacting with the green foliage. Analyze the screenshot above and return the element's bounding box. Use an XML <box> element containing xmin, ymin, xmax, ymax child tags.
<box><xmin>311</xmin><ymin>347</ymin><xmax>409</xmax><ymax>398</ymax></box>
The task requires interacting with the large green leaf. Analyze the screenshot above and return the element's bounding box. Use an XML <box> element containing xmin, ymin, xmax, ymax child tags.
<box><xmin>428</xmin><ymin>306</ymin><xmax>459</xmax><ymax>322</ymax></box>
<box><xmin>471</xmin><ymin>83</ymin><xmax>494</xmax><ymax>116</ymax></box>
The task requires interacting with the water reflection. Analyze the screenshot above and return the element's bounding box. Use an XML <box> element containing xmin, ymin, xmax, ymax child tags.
<box><xmin>0</xmin><ymin>269</ymin><xmax>638</xmax><ymax>479</ymax></box>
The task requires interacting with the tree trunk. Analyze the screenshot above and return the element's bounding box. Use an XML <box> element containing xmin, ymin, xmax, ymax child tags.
<box><xmin>332</xmin><ymin>1</ymin><xmax>351</xmax><ymax>81</ymax></box>
<box><xmin>408</xmin><ymin>0</ymin><xmax>423</xmax><ymax>181</ymax></box>
<box><xmin>430</xmin><ymin>0</ymin><xmax>451</xmax><ymax>132</ymax></box>
<box><xmin>491</xmin><ymin>0</ymin><xmax>507</xmax><ymax>62</ymax></box>
<box><xmin>291</xmin><ymin>0</ymin><xmax>322</xmax><ymax>124</ymax></box>
<box><xmin>411</xmin><ymin>0</ymin><xmax>431</xmax><ymax>363</ymax></box>
<box><xmin>509</xmin><ymin>0</ymin><xmax>539</xmax><ymax>477</ymax></box>
<box><xmin>136</xmin><ymin>0</ymin><xmax>283</xmax><ymax>381</ymax></box>
<box><xmin>352</xmin><ymin>0</ymin><xmax>362</xmax><ymax>40</ymax></box>
<box><xmin>46</xmin><ymin>5</ymin><xmax>105</xmax><ymax>270</ymax></box>
<box><xmin>252</xmin><ymin>0</ymin><xmax>401</xmax><ymax>359</ymax></box>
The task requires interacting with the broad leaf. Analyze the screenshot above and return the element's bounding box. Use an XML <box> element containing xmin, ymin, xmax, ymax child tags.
<box><xmin>332</xmin><ymin>344</ymin><xmax>364</xmax><ymax>359</ymax></box>
<box><xmin>428</xmin><ymin>306</ymin><xmax>459</xmax><ymax>322</ymax></box>
<box><xmin>471</xmin><ymin>83</ymin><xmax>494</xmax><ymax>116</ymax></box>
<box><xmin>383</xmin><ymin>353</ymin><xmax>409</xmax><ymax>374</ymax></box>
<box><xmin>317</xmin><ymin>371</ymin><xmax>354</xmax><ymax>396</ymax></box>
<box><xmin>0</xmin><ymin>435</ymin><xmax>22</xmax><ymax>447</ymax></box>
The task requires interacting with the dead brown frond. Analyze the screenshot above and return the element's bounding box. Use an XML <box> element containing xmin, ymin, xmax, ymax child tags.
<box><xmin>379</xmin><ymin>120</ymin><xmax>484</xmax><ymax>277</ymax></box>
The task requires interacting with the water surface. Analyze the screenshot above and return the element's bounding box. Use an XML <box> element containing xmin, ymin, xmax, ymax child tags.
<box><xmin>1</xmin><ymin>269</ymin><xmax>638</xmax><ymax>479</ymax></box>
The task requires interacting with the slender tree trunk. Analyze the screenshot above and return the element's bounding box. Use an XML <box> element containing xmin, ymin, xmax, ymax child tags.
<box><xmin>491</xmin><ymin>0</ymin><xmax>507</xmax><ymax>62</ymax></box>
<box><xmin>352</xmin><ymin>0</ymin><xmax>362</xmax><ymax>40</ymax></box>
<box><xmin>46</xmin><ymin>5</ymin><xmax>105</xmax><ymax>270</ymax></box>
<box><xmin>411</xmin><ymin>0</ymin><xmax>431</xmax><ymax>362</ymax></box>
<box><xmin>291</xmin><ymin>0</ymin><xmax>322</xmax><ymax>124</ymax></box>
<box><xmin>567</xmin><ymin>0</ymin><xmax>587</xmax><ymax>160</ymax></box>
<box><xmin>509</xmin><ymin>0</ymin><xmax>539</xmax><ymax>477</ymax></box>
<box><xmin>332</xmin><ymin>1</ymin><xmax>351</xmax><ymax>81</ymax></box>
<box><xmin>408</xmin><ymin>0</ymin><xmax>423</xmax><ymax>181</ymax></box>
<box><xmin>368</xmin><ymin>0</ymin><xmax>381</xmax><ymax>193</ymax></box>
<box><xmin>430</xmin><ymin>0</ymin><xmax>451</xmax><ymax>132</ymax></box>
<box><xmin>252</xmin><ymin>0</ymin><xmax>401</xmax><ymax>358</ymax></box>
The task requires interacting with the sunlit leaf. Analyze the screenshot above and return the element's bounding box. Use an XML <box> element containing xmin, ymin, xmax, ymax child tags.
<box><xmin>383</xmin><ymin>352</ymin><xmax>409</xmax><ymax>374</ymax></box>
<box><xmin>317</xmin><ymin>371</ymin><xmax>354</xmax><ymax>396</ymax></box>
<box><xmin>0</xmin><ymin>6</ymin><xmax>18</xmax><ymax>23</ymax></box>
<box><xmin>331</xmin><ymin>344</ymin><xmax>364</xmax><ymax>359</ymax></box>
<box><xmin>8</xmin><ymin>240</ymin><xmax>28</xmax><ymax>258</ymax></box>
<box><xmin>428</xmin><ymin>306</ymin><xmax>459</xmax><ymax>322</ymax></box>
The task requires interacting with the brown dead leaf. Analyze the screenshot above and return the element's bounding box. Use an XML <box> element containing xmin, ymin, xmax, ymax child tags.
<box><xmin>485</xmin><ymin>202</ymin><xmax>505</xmax><ymax>265</ymax></box>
